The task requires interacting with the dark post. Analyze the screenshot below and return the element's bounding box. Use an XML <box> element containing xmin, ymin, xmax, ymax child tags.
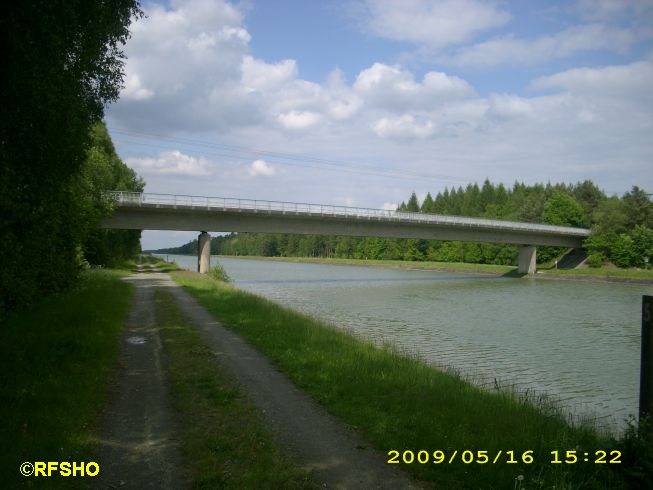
<box><xmin>640</xmin><ymin>296</ymin><xmax>653</xmax><ymax>437</ymax></box>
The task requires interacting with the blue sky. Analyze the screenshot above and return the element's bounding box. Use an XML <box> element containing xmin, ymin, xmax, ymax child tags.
<box><xmin>105</xmin><ymin>0</ymin><xmax>653</xmax><ymax>249</ymax></box>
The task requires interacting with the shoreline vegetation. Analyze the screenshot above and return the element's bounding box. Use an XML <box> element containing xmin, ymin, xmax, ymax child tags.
<box><xmin>157</xmin><ymin>253</ymin><xmax>653</xmax><ymax>283</ymax></box>
<box><xmin>169</xmin><ymin>265</ymin><xmax>642</xmax><ymax>489</ymax></box>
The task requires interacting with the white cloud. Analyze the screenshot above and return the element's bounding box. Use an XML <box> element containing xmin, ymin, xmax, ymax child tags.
<box><xmin>121</xmin><ymin>74</ymin><xmax>154</xmax><ymax>100</ymax></box>
<box><xmin>373</xmin><ymin>115</ymin><xmax>436</xmax><ymax>140</ymax></box>
<box><xmin>277</xmin><ymin>110</ymin><xmax>322</xmax><ymax>130</ymax></box>
<box><xmin>359</xmin><ymin>0</ymin><xmax>510</xmax><ymax>48</ymax></box>
<box><xmin>487</xmin><ymin>94</ymin><xmax>534</xmax><ymax>119</ymax></box>
<box><xmin>248</xmin><ymin>159</ymin><xmax>276</xmax><ymax>177</ymax></box>
<box><xmin>531</xmin><ymin>60</ymin><xmax>653</xmax><ymax>98</ymax></box>
<box><xmin>110</xmin><ymin>0</ymin><xmax>256</xmax><ymax>131</ymax></box>
<box><xmin>126</xmin><ymin>151</ymin><xmax>212</xmax><ymax>176</ymax></box>
<box><xmin>354</xmin><ymin>63</ymin><xmax>474</xmax><ymax>111</ymax></box>
<box><xmin>325</xmin><ymin>69</ymin><xmax>363</xmax><ymax>120</ymax></box>
<box><xmin>381</xmin><ymin>202</ymin><xmax>398</xmax><ymax>211</ymax></box>
<box><xmin>445</xmin><ymin>24</ymin><xmax>636</xmax><ymax>67</ymax></box>
<box><xmin>241</xmin><ymin>55</ymin><xmax>297</xmax><ymax>93</ymax></box>
<box><xmin>108</xmin><ymin>1</ymin><xmax>653</xmax><ymax>206</ymax></box>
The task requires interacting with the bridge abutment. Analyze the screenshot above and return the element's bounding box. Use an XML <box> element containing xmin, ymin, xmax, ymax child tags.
<box><xmin>518</xmin><ymin>245</ymin><xmax>537</xmax><ymax>275</ymax></box>
<box><xmin>198</xmin><ymin>231</ymin><xmax>211</xmax><ymax>273</ymax></box>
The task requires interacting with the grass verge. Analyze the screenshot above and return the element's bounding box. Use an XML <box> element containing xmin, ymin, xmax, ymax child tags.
<box><xmin>0</xmin><ymin>269</ymin><xmax>133</xmax><ymax>488</ymax></box>
<box><xmin>537</xmin><ymin>266</ymin><xmax>653</xmax><ymax>281</ymax></box>
<box><xmin>154</xmin><ymin>288</ymin><xmax>316</xmax><ymax>489</ymax></box>
<box><xmin>171</xmin><ymin>270</ymin><xmax>630</xmax><ymax>489</ymax></box>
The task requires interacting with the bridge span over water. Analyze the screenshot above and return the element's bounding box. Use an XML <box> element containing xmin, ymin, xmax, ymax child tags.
<box><xmin>102</xmin><ymin>191</ymin><xmax>591</xmax><ymax>275</ymax></box>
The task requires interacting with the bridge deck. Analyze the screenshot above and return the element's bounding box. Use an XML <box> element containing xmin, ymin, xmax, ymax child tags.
<box><xmin>103</xmin><ymin>191</ymin><xmax>590</xmax><ymax>248</ymax></box>
<box><xmin>106</xmin><ymin>191</ymin><xmax>589</xmax><ymax>235</ymax></box>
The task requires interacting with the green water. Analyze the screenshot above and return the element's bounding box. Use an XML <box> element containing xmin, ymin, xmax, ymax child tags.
<box><xmin>164</xmin><ymin>254</ymin><xmax>653</xmax><ymax>432</ymax></box>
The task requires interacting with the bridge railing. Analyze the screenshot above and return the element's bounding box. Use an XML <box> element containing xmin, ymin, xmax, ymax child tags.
<box><xmin>105</xmin><ymin>191</ymin><xmax>590</xmax><ymax>236</ymax></box>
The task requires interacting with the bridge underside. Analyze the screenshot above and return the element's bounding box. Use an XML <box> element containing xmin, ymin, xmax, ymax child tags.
<box><xmin>104</xmin><ymin>206</ymin><xmax>584</xmax><ymax>248</ymax></box>
<box><xmin>104</xmin><ymin>206</ymin><xmax>586</xmax><ymax>275</ymax></box>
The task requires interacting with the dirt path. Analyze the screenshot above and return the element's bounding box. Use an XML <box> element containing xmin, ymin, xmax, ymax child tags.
<box><xmin>162</xmin><ymin>273</ymin><xmax>426</xmax><ymax>489</ymax></box>
<box><xmin>92</xmin><ymin>272</ymin><xmax>186</xmax><ymax>489</ymax></box>
<box><xmin>94</xmin><ymin>271</ymin><xmax>425</xmax><ymax>489</ymax></box>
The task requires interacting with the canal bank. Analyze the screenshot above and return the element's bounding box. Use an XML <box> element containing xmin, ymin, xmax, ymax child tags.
<box><xmin>160</xmin><ymin>254</ymin><xmax>652</xmax><ymax>431</ymax></box>
<box><xmin>169</xmin><ymin>268</ymin><xmax>636</xmax><ymax>489</ymax></box>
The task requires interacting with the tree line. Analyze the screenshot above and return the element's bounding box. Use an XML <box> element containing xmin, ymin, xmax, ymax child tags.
<box><xmin>1</xmin><ymin>2</ymin><xmax>142</xmax><ymax>315</ymax></box>
<box><xmin>154</xmin><ymin>180</ymin><xmax>653</xmax><ymax>269</ymax></box>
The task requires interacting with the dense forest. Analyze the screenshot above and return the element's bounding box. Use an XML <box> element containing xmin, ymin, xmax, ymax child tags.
<box><xmin>154</xmin><ymin>180</ymin><xmax>653</xmax><ymax>269</ymax></box>
<box><xmin>0</xmin><ymin>2</ymin><xmax>142</xmax><ymax>315</ymax></box>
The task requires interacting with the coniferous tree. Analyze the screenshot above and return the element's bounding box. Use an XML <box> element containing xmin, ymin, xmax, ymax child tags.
<box><xmin>421</xmin><ymin>193</ymin><xmax>434</xmax><ymax>213</ymax></box>
<box><xmin>406</xmin><ymin>192</ymin><xmax>420</xmax><ymax>212</ymax></box>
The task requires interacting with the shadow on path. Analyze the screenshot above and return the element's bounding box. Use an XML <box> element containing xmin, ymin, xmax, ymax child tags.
<box><xmin>92</xmin><ymin>273</ymin><xmax>186</xmax><ymax>490</ymax></box>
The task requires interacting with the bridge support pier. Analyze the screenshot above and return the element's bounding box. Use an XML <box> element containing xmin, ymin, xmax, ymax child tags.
<box><xmin>198</xmin><ymin>231</ymin><xmax>211</xmax><ymax>274</ymax></box>
<box><xmin>518</xmin><ymin>245</ymin><xmax>537</xmax><ymax>275</ymax></box>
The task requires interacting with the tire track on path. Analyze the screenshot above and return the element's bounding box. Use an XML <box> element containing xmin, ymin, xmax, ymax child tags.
<box><xmin>92</xmin><ymin>272</ymin><xmax>186</xmax><ymax>489</ymax></box>
<box><xmin>162</xmin><ymin>273</ymin><xmax>426</xmax><ymax>489</ymax></box>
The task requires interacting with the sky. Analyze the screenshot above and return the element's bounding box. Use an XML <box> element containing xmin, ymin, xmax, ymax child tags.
<box><xmin>104</xmin><ymin>0</ymin><xmax>653</xmax><ymax>249</ymax></box>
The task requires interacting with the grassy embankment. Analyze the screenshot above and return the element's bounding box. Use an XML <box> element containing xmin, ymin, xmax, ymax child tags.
<box><xmin>154</xmin><ymin>288</ymin><xmax>316</xmax><ymax>488</ymax></box>
<box><xmin>0</xmin><ymin>269</ymin><xmax>133</xmax><ymax>489</ymax></box>
<box><xmin>537</xmin><ymin>266</ymin><xmax>653</xmax><ymax>281</ymax></box>
<box><xmin>219</xmin><ymin>254</ymin><xmax>653</xmax><ymax>281</ymax></box>
<box><xmin>172</xmin><ymin>269</ymin><xmax>634</xmax><ymax>489</ymax></box>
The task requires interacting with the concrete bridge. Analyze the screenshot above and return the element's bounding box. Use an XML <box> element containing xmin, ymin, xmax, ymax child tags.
<box><xmin>102</xmin><ymin>191</ymin><xmax>591</xmax><ymax>275</ymax></box>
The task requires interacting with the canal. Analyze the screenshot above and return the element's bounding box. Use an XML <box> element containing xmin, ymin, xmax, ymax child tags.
<box><xmin>161</xmin><ymin>254</ymin><xmax>653</xmax><ymax>432</ymax></box>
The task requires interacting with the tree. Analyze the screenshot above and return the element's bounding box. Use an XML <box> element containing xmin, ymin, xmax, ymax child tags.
<box><xmin>591</xmin><ymin>197</ymin><xmax>629</xmax><ymax>235</ymax></box>
<box><xmin>572</xmin><ymin>180</ymin><xmax>605</xmax><ymax>217</ymax></box>
<box><xmin>406</xmin><ymin>192</ymin><xmax>420</xmax><ymax>212</ymax></box>
<box><xmin>77</xmin><ymin>122</ymin><xmax>144</xmax><ymax>266</ymax></box>
<box><xmin>623</xmin><ymin>186</ymin><xmax>652</xmax><ymax>229</ymax></box>
<box><xmin>421</xmin><ymin>193</ymin><xmax>434</xmax><ymax>213</ymax></box>
<box><xmin>479</xmin><ymin>179</ymin><xmax>496</xmax><ymax>211</ymax></box>
<box><xmin>1</xmin><ymin>1</ymin><xmax>142</xmax><ymax>313</ymax></box>
<box><xmin>462</xmin><ymin>183</ymin><xmax>481</xmax><ymax>216</ymax></box>
<box><xmin>630</xmin><ymin>225</ymin><xmax>653</xmax><ymax>267</ymax></box>
<box><xmin>541</xmin><ymin>192</ymin><xmax>586</xmax><ymax>227</ymax></box>
<box><xmin>404</xmin><ymin>239</ymin><xmax>426</xmax><ymax>261</ymax></box>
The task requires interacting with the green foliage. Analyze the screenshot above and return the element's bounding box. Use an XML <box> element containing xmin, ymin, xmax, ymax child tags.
<box><xmin>623</xmin><ymin>186</ymin><xmax>653</xmax><ymax>229</ymax></box>
<box><xmin>592</xmin><ymin>197</ymin><xmax>629</xmax><ymax>234</ymax></box>
<box><xmin>0</xmin><ymin>1</ymin><xmax>142</xmax><ymax>314</ymax></box>
<box><xmin>542</xmin><ymin>192</ymin><xmax>586</xmax><ymax>227</ymax></box>
<box><xmin>208</xmin><ymin>263</ymin><xmax>232</xmax><ymax>283</ymax></box>
<box><xmin>0</xmin><ymin>270</ymin><xmax>132</xmax><ymax>488</ymax></box>
<box><xmin>615</xmin><ymin>417</ymin><xmax>653</xmax><ymax>489</ymax></box>
<box><xmin>420</xmin><ymin>192</ymin><xmax>434</xmax><ymax>213</ymax></box>
<box><xmin>631</xmin><ymin>225</ymin><xmax>653</xmax><ymax>267</ymax></box>
<box><xmin>586</xmin><ymin>253</ymin><xmax>605</xmax><ymax>268</ymax></box>
<box><xmin>77</xmin><ymin>122</ymin><xmax>144</xmax><ymax>266</ymax></box>
<box><xmin>405</xmin><ymin>191</ymin><xmax>420</xmax><ymax>212</ymax></box>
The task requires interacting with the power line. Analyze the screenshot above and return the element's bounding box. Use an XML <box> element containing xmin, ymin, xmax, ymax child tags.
<box><xmin>107</xmin><ymin>126</ymin><xmax>472</xmax><ymax>187</ymax></box>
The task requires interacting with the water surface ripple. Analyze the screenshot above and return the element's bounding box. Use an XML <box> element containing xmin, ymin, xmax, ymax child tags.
<box><xmin>164</xmin><ymin>255</ymin><xmax>653</xmax><ymax>432</ymax></box>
